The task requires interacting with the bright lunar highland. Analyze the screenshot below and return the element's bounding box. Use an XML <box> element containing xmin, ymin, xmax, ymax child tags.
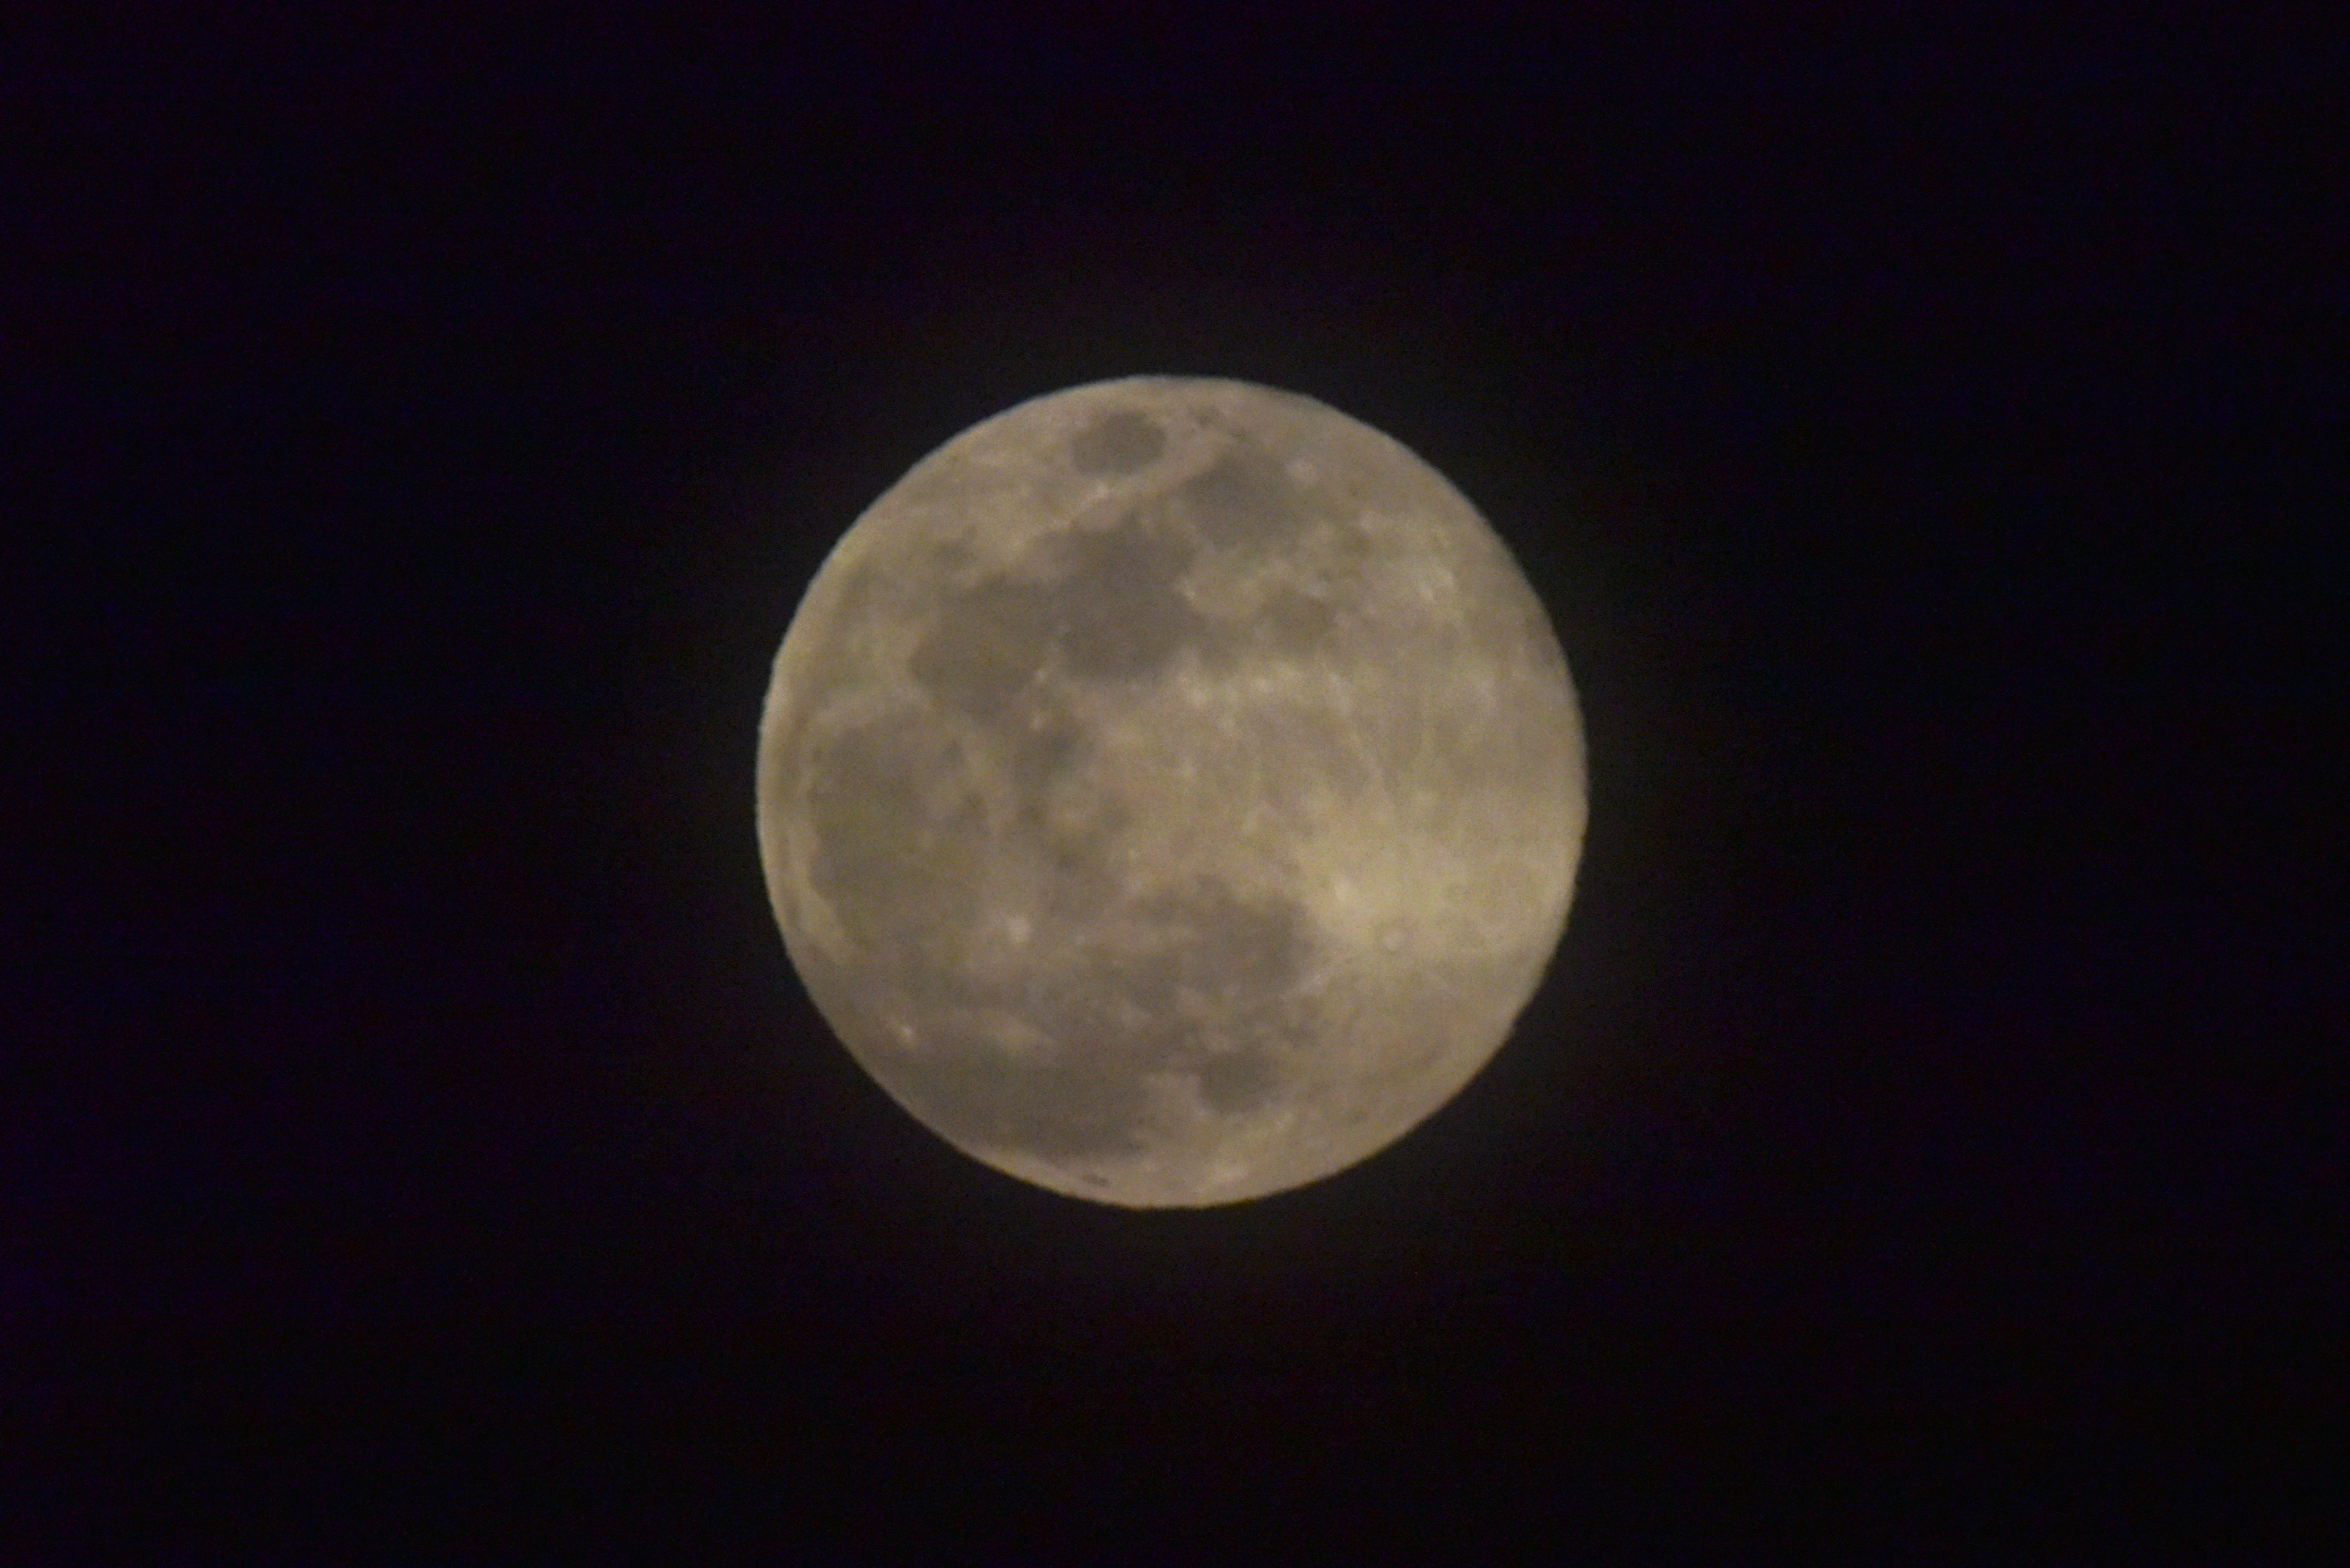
<box><xmin>757</xmin><ymin>377</ymin><xmax>1586</xmax><ymax>1206</ymax></box>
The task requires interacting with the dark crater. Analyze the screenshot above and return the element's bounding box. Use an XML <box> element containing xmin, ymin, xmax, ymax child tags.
<box><xmin>1067</xmin><ymin>409</ymin><xmax>1166</xmax><ymax>476</ymax></box>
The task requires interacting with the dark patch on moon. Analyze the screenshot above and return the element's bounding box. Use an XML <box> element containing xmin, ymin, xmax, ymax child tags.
<box><xmin>1171</xmin><ymin>441</ymin><xmax>1321</xmax><ymax>551</ymax></box>
<box><xmin>805</xmin><ymin>712</ymin><xmax>987</xmax><ymax>965</ymax></box>
<box><xmin>1034</xmin><ymin>772</ymin><xmax>1130</xmax><ymax>913</ymax></box>
<box><xmin>1116</xmin><ymin>875</ymin><xmax>1310</xmax><ymax>1007</ymax></box>
<box><xmin>846</xmin><ymin>873</ymin><xmax>1314</xmax><ymax>1165</ymax></box>
<box><xmin>1258</xmin><ymin>586</ymin><xmax>1340</xmax><ymax>655</ymax></box>
<box><xmin>1187</xmin><ymin>583</ymin><xmax>1343</xmax><ymax>677</ymax></box>
<box><xmin>905</xmin><ymin>513</ymin><xmax>1206</xmax><ymax>911</ymax></box>
<box><xmin>907</xmin><ymin>577</ymin><xmax>1058</xmax><ymax>726</ymax></box>
<box><xmin>871</xmin><ymin>490</ymin><xmax>1326</xmax><ymax>1167</ymax></box>
<box><xmin>1067</xmin><ymin>409</ymin><xmax>1166</xmax><ymax>476</ymax></box>
<box><xmin>881</xmin><ymin>1029</ymin><xmax>1157</xmax><ymax>1163</ymax></box>
<box><xmin>912</xmin><ymin>510</ymin><xmax>1203</xmax><ymax>703</ymax></box>
<box><xmin>1003</xmin><ymin>703</ymin><xmax>1086</xmax><ymax>805</ymax></box>
<box><xmin>1195</xmin><ymin>1048</ymin><xmax>1278</xmax><ymax>1114</ymax></box>
<box><xmin>1050</xmin><ymin>520</ymin><xmax>1203</xmax><ymax>679</ymax></box>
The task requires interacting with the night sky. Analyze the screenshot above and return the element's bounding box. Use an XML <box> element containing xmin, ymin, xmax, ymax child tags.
<box><xmin>10</xmin><ymin>7</ymin><xmax>2329</xmax><ymax>1555</ymax></box>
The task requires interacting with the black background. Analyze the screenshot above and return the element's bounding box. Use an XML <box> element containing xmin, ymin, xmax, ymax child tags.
<box><xmin>8</xmin><ymin>5</ymin><xmax>2334</xmax><ymax>1556</ymax></box>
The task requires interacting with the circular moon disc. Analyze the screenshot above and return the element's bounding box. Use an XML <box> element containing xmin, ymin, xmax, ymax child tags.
<box><xmin>758</xmin><ymin>376</ymin><xmax>1586</xmax><ymax>1206</ymax></box>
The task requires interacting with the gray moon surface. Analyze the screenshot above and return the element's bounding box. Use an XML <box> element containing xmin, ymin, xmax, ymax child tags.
<box><xmin>756</xmin><ymin>376</ymin><xmax>1586</xmax><ymax>1206</ymax></box>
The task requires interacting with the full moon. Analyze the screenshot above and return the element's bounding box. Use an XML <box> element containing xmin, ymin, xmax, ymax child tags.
<box><xmin>757</xmin><ymin>376</ymin><xmax>1586</xmax><ymax>1206</ymax></box>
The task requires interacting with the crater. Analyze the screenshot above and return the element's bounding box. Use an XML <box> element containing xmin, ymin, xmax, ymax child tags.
<box><xmin>1067</xmin><ymin>409</ymin><xmax>1166</xmax><ymax>476</ymax></box>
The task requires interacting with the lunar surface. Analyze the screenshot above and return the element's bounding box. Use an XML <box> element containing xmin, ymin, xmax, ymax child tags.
<box><xmin>756</xmin><ymin>376</ymin><xmax>1586</xmax><ymax>1206</ymax></box>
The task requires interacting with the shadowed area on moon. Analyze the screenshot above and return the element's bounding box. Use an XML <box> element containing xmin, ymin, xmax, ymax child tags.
<box><xmin>1065</xmin><ymin>408</ymin><xmax>1165</xmax><ymax>476</ymax></box>
<box><xmin>801</xmin><ymin>413</ymin><xmax>1341</xmax><ymax>1166</ymax></box>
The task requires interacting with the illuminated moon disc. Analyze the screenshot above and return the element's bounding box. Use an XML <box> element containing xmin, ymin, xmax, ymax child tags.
<box><xmin>758</xmin><ymin>376</ymin><xmax>1586</xmax><ymax>1206</ymax></box>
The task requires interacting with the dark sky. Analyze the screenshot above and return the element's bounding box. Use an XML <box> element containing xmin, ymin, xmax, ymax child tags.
<box><xmin>9</xmin><ymin>7</ymin><xmax>2330</xmax><ymax>1556</ymax></box>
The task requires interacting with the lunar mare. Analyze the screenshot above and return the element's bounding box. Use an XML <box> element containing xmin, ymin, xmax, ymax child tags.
<box><xmin>757</xmin><ymin>376</ymin><xmax>1585</xmax><ymax>1206</ymax></box>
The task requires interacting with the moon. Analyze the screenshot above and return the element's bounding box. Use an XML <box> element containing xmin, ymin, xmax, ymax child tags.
<box><xmin>756</xmin><ymin>376</ymin><xmax>1586</xmax><ymax>1206</ymax></box>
